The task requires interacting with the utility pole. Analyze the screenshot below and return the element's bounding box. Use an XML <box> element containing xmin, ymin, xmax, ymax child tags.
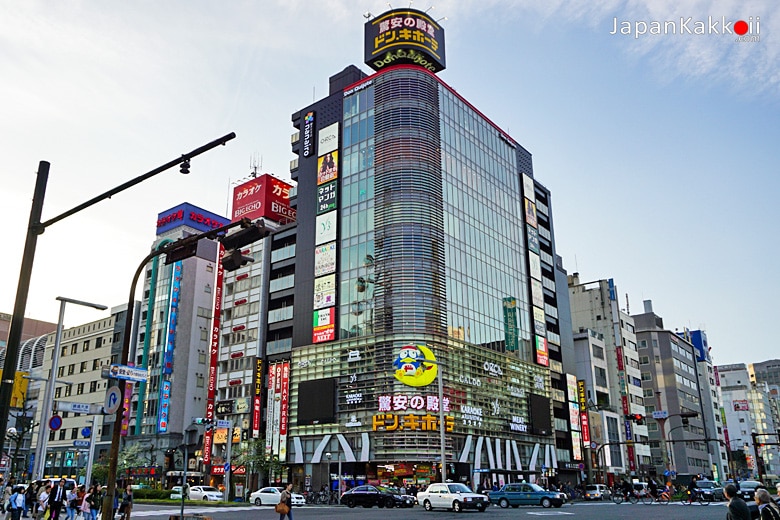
<box><xmin>0</xmin><ymin>133</ymin><xmax>236</xmax><ymax>461</ymax></box>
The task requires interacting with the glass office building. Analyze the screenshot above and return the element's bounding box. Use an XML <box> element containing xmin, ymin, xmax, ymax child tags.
<box><xmin>286</xmin><ymin>9</ymin><xmax>564</xmax><ymax>490</ymax></box>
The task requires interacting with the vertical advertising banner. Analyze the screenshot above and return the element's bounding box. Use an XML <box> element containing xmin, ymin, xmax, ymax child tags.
<box><xmin>279</xmin><ymin>362</ymin><xmax>290</xmax><ymax>462</ymax></box>
<box><xmin>271</xmin><ymin>363</ymin><xmax>283</xmax><ymax>458</ymax></box>
<box><xmin>502</xmin><ymin>297</ymin><xmax>519</xmax><ymax>352</ymax></box>
<box><xmin>265</xmin><ymin>366</ymin><xmax>276</xmax><ymax>456</ymax></box>
<box><xmin>252</xmin><ymin>358</ymin><xmax>263</xmax><ymax>438</ymax></box>
<box><xmin>163</xmin><ymin>262</ymin><xmax>182</xmax><ymax>375</ymax></box>
<box><xmin>158</xmin><ymin>380</ymin><xmax>171</xmax><ymax>433</ymax></box>
<box><xmin>203</xmin><ymin>246</ymin><xmax>225</xmax><ymax>465</ymax></box>
<box><xmin>577</xmin><ymin>380</ymin><xmax>590</xmax><ymax>444</ymax></box>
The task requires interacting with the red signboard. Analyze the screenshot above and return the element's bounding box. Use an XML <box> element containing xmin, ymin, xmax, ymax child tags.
<box><xmin>203</xmin><ymin>246</ymin><xmax>225</xmax><ymax>464</ymax></box>
<box><xmin>232</xmin><ymin>174</ymin><xmax>296</xmax><ymax>224</ymax></box>
<box><xmin>580</xmin><ymin>412</ymin><xmax>590</xmax><ymax>444</ymax></box>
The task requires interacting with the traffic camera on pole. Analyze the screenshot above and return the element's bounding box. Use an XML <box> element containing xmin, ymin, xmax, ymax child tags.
<box><xmin>219</xmin><ymin>219</ymin><xmax>271</xmax><ymax>272</ymax></box>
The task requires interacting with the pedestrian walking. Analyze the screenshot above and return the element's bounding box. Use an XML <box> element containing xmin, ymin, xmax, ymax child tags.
<box><xmin>755</xmin><ymin>489</ymin><xmax>780</xmax><ymax>520</ymax></box>
<box><xmin>47</xmin><ymin>480</ymin><xmax>66</xmax><ymax>520</ymax></box>
<box><xmin>276</xmin><ymin>483</ymin><xmax>293</xmax><ymax>520</ymax></box>
<box><xmin>724</xmin><ymin>483</ymin><xmax>751</xmax><ymax>520</ymax></box>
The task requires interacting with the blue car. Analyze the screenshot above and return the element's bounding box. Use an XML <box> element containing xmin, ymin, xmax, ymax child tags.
<box><xmin>489</xmin><ymin>482</ymin><xmax>566</xmax><ymax>508</ymax></box>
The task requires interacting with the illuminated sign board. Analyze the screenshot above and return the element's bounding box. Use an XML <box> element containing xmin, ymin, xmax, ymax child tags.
<box><xmin>162</xmin><ymin>262</ymin><xmax>182</xmax><ymax>375</ymax></box>
<box><xmin>313</xmin><ymin>274</ymin><xmax>336</xmax><ymax>309</ymax></box>
<box><xmin>378</xmin><ymin>394</ymin><xmax>451</xmax><ymax>412</ymax></box>
<box><xmin>372</xmin><ymin>413</ymin><xmax>454</xmax><ymax>432</ymax></box>
<box><xmin>318</xmin><ymin>123</ymin><xmax>339</xmax><ymax>155</ymax></box>
<box><xmin>302</xmin><ymin>111</ymin><xmax>315</xmax><ymax>157</ymax></box>
<box><xmin>733</xmin><ymin>399</ymin><xmax>749</xmax><ymax>411</ymax></box>
<box><xmin>313</xmin><ymin>307</ymin><xmax>336</xmax><ymax>343</ymax></box>
<box><xmin>232</xmin><ymin>174</ymin><xmax>295</xmax><ymax>224</ymax></box>
<box><xmin>365</xmin><ymin>8</ymin><xmax>446</xmax><ymax>73</ymax></box>
<box><xmin>314</xmin><ymin>242</ymin><xmax>337</xmax><ymax>276</ymax></box>
<box><xmin>317</xmin><ymin>151</ymin><xmax>339</xmax><ymax>185</ymax></box>
<box><xmin>392</xmin><ymin>344</ymin><xmax>438</xmax><ymax>387</ymax></box>
<box><xmin>317</xmin><ymin>181</ymin><xmax>338</xmax><ymax>214</ymax></box>
<box><xmin>315</xmin><ymin>211</ymin><xmax>337</xmax><ymax>245</ymax></box>
<box><xmin>535</xmin><ymin>335</ymin><xmax>549</xmax><ymax>367</ymax></box>
<box><xmin>157</xmin><ymin>380</ymin><xmax>171</xmax><ymax>433</ymax></box>
<box><xmin>577</xmin><ymin>380</ymin><xmax>590</xmax><ymax>444</ymax></box>
<box><xmin>156</xmin><ymin>202</ymin><xmax>229</xmax><ymax>235</ymax></box>
<box><xmin>502</xmin><ymin>297</ymin><xmax>519</xmax><ymax>352</ymax></box>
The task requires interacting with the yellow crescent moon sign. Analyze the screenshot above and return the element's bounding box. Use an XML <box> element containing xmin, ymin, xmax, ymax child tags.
<box><xmin>395</xmin><ymin>345</ymin><xmax>438</xmax><ymax>387</ymax></box>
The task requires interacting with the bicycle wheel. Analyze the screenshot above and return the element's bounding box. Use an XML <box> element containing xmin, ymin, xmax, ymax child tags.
<box><xmin>628</xmin><ymin>494</ymin><xmax>638</xmax><ymax>505</ymax></box>
<box><xmin>612</xmin><ymin>493</ymin><xmax>624</xmax><ymax>504</ymax></box>
<box><xmin>641</xmin><ymin>494</ymin><xmax>654</xmax><ymax>505</ymax></box>
<box><xmin>699</xmin><ymin>495</ymin><xmax>709</xmax><ymax>506</ymax></box>
<box><xmin>680</xmin><ymin>492</ymin><xmax>691</xmax><ymax>505</ymax></box>
<box><xmin>657</xmin><ymin>494</ymin><xmax>670</xmax><ymax>505</ymax></box>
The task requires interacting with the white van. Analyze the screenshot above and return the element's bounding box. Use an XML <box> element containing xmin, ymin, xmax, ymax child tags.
<box><xmin>584</xmin><ymin>484</ymin><xmax>611</xmax><ymax>501</ymax></box>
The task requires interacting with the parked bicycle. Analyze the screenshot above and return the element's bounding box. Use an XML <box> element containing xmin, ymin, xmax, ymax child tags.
<box><xmin>680</xmin><ymin>489</ymin><xmax>709</xmax><ymax>506</ymax></box>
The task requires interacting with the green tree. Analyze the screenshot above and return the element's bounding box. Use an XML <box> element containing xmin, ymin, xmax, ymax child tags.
<box><xmin>232</xmin><ymin>438</ymin><xmax>284</xmax><ymax>490</ymax></box>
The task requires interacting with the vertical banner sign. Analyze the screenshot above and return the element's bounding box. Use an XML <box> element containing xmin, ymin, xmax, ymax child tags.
<box><xmin>271</xmin><ymin>363</ymin><xmax>283</xmax><ymax>457</ymax></box>
<box><xmin>203</xmin><ymin>246</ymin><xmax>225</xmax><ymax>465</ymax></box>
<box><xmin>121</xmin><ymin>380</ymin><xmax>134</xmax><ymax>436</ymax></box>
<box><xmin>577</xmin><ymin>380</ymin><xmax>590</xmax><ymax>444</ymax></box>
<box><xmin>265</xmin><ymin>366</ymin><xmax>275</xmax><ymax>456</ymax></box>
<box><xmin>252</xmin><ymin>358</ymin><xmax>263</xmax><ymax>438</ymax></box>
<box><xmin>502</xmin><ymin>297</ymin><xmax>519</xmax><ymax>352</ymax></box>
<box><xmin>279</xmin><ymin>362</ymin><xmax>290</xmax><ymax>462</ymax></box>
<box><xmin>609</xmin><ymin>278</ymin><xmax>635</xmax><ymax>472</ymax></box>
<box><xmin>158</xmin><ymin>380</ymin><xmax>171</xmax><ymax>433</ymax></box>
<box><xmin>163</xmin><ymin>262</ymin><xmax>182</xmax><ymax>375</ymax></box>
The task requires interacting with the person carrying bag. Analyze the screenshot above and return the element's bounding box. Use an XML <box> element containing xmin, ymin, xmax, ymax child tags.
<box><xmin>275</xmin><ymin>484</ymin><xmax>293</xmax><ymax>520</ymax></box>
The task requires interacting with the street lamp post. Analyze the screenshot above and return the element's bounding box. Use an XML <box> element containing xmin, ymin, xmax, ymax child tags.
<box><xmin>34</xmin><ymin>296</ymin><xmax>107</xmax><ymax>481</ymax></box>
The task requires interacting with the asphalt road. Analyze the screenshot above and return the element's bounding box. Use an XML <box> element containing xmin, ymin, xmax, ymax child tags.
<box><xmin>132</xmin><ymin>499</ymin><xmax>729</xmax><ymax>520</ymax></box>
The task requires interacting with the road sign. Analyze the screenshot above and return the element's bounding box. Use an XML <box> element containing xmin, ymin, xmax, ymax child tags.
<box><xmin>106</xmin><ymin>364</ymin><xmax>148</xmax><ymax>383</ymax></box>
<box><xmin>73</xmin><ymin>440</ymin><xmax>90</xmax><ymax>448</ymax></box>
<box><xmin>104</xmin><ymin>387</ymin><xmax>122</xmax><ymax>414</ymax></box>
<box><xmin>591</xmin><ymin>442</ymin><xmax>597</xmax><ymax>449</ymax></box>
<box><xmin>54</xmin><ymin>401</ymin><xmax>104</xmax><ymax>415</ymax></box>
<box><xmin>652</xmin><ymin>410</ymin><xmax>669</xmax><ymax>420</ymax></box>
<box><xmin>216</xmin><ymin>420</ymin><xmax>231</xmax><ymax>428</ymax></box>
<box><xmin>81</xmin><ymin>427</ymin><xmax>91</xmax><ymax>438</ymax></box>
<box><xmin>224</xmin><ymin>462</ymin><xmax>231</xmax><ymax>473</ymax></box>
<box><xmin>49</xmin><ymin>415</ymin><xmax>63</xmax><ymax>431</ymax></box>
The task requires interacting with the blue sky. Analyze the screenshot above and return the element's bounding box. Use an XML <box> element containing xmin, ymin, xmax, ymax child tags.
<box><xmin>1</xmin><ymin>0</ymin><xmax>777</xmax><ymax>366</ymax></box>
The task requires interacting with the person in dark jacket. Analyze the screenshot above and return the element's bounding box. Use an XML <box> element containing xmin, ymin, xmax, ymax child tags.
<box><xmin>47</xmin><ymin>480</ymin><xmax>66</xmax><ymax>520</ymax></box>
<box><xmin>724</xmin><ymin>484</ymin><xmax>751</xmax><ymax>520</ymax></box>
<box><xmin>756</xmin><ymin>489</ymin><xmax>780</xmax><ymax>520</ymax></box>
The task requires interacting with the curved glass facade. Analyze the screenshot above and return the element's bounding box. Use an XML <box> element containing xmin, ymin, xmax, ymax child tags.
<box><xmin>290</xmin><ymin>66</ymin><xmax>551</xmax><ymax>482</ymax></box>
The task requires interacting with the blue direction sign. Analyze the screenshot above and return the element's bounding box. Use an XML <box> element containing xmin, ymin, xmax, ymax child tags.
<box><xmin>107</xmin><ymin>364</ymin><xmax>148</xmax><ymax>382</ymax></box>
<box><xmin>73</xmin><ymin>440</ymin><xmax>90</xmax><ymax>448</ymax></box>
<box><xmin>224</xmin><ymin>462</ymin><xmax>231</xmax><ymax>473</ymax></box>
<box><xmin>49</xmin><ymin>415</ymin><xmax>63</xmax><ymax>431</ymax></box>
<box><xmin>81</xmin><ymin>427</ymin><xmax>91</xmax><ymax>438</ymax></box>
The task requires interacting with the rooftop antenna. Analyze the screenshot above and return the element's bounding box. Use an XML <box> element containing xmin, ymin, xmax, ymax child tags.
<box><xmin>363</xmin><ymin>11</ymin><xmax>372</xmax><ymax>19</ymax></box>
<box><xmin>250</xmin><ymin>154</ymin><xmax>262</xmax><ymax>178</ymax></box>
<box><xmin>425</xmin><ymin>5</ymin><xmax>434</xmax><ymax>13</ymax></box>
<box><xmin>626</xmin><ymin>293</ymin><xmax>630</xmax><ymax>314</ymax></box>
<box><xmin>436</xmin><ymin>16</ymin><xmax>447</xmax><ymax>22</ymax></box>
<box><xmin>387</xmin><ymin>3</ymin><xmax>393</xmax><ymax>9</ymax></box>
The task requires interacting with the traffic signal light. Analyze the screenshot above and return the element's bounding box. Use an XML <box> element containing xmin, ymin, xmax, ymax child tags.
<box><xmin>193</xmin><ymin>417</ymin><xmax>213</xmax><ymax>425</ymax></box>
<box><xmin>626</xmin><ymin>414</ymin><xmax>645</xmax><ymax>425</ymax></box>
<box><xmin>220</xmin><ymin>219</ymin><xmax>271</xmax><ymax>272</ymax></box>
<box><xmin>221</xmin><ymin>248</ymin><xmax>254</xmax><ymax>272</ymax></box>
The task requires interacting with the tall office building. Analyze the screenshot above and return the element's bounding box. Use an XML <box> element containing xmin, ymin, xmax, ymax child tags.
<box><xmin>124</xmin><ymin>203</ymin><xmax>229</xmax><ymax>485</ymax></box>
<box><xmin>284</xmin><ymin>8</ymin><xmax>563</xmax><ymax>490</ymax></box>
<box><xmin>749</xmin><ymin>359</ymin><xmax>780</xmax><ymax>480</ymax></box>
<box><xmin>567</xmin><ymin>274</ymin><xmax>649</xmax><ymax>481</ymax></box>
<box><xmin>632</xmin><ymin>303</ymin><xmax>723</xmax><ymax>480</ymax></box>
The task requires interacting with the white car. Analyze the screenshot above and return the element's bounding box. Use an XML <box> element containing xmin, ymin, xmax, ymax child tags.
<box><xmin>249</xmin><ymin>486</ymin><xmax>305</xmax><ymax>506</ymax></box>
<box><xmin>417</xmin><ymin>482</ymin><xmax>489</xmax><ymax>512</ymax></box>
<box><xmin>188</xmin><ymin>486</ymin><xmax>223</xmax><ymax>501</ymax></box>
<box><xmin>170</xmin><ymin>486</ymin><xmax>183</xmax><ymax>500</ymax></box>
